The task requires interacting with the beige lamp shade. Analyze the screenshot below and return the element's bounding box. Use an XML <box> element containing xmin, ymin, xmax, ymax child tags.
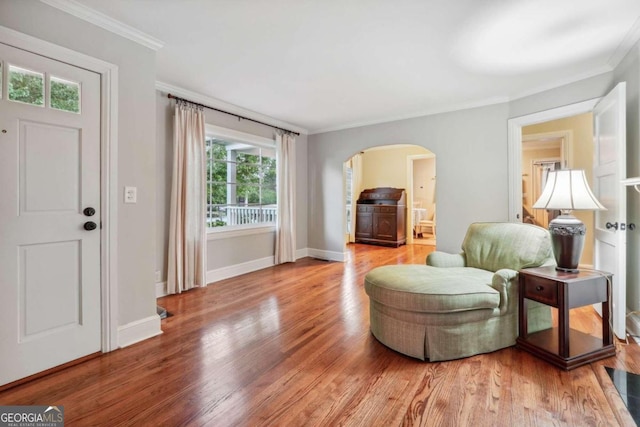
<box><xmin>533</xmin><ymin>169</ymin><xmax>606</xmax><ymax>211</ymax></box>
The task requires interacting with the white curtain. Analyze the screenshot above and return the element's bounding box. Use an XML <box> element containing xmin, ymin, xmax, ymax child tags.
<box><xmin>349</xmin><ymin>153</ymin><xmax>363</xmax><ymax>243</ymax></box>
<box><xmin>275</xmin><ymin>131</ymin><xmax>296</xmax><ymax>264</ymax></box>
<box><xmin>167</xmin><ymin>100</ymin><xmax>207</xmax><ymax>294</ymax></box>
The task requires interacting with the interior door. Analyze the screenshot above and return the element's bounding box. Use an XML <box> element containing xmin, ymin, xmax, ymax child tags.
<box><xmin>593</xmin><ymin>82</ymin><xmax>627</xmax><ymax>339</ymax></box>
<box><xmin>0</xmin><ymin>43</ymin><xmax>101</xmax><ymax>385</ymax></box>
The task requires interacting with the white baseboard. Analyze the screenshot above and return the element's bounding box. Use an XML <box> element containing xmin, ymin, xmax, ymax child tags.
<box><xmin>296</xmin><ymin>248</ymin><xmax>309</xmax><ymax>259</ymax></box>
<box><xmin>156</xmin><ymin>281</ymin><xmax>167</xmax><ymax>298</ymax></box>
<box><xmin>156</xmin><ymin>247</ymin><xmax>340</xmax><ymax>292</ymax></box>
<box><xmin>207</xmin><ymin>256</ymin><xmax>275</xmax><ymax>284</ymax></box>
<box><xmin>627</xmin><ymin>310</ymin><xmax>640</xmax><ymax>337</ymax></box>
<box><xmin>118</xmin><ymin>315</ymin><xmax>163</xmax><ymax>348</ymax></box>
<box><xmin>307</xmin><ymin>248</ymin><xmax>346</xmax><ymax>262</ymax></box>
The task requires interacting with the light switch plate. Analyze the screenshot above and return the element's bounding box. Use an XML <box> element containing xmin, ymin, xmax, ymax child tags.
<box><xmin>124</xmin><ymin>186</ymin><xmax>137</xmax><ymax>203</ymax></box>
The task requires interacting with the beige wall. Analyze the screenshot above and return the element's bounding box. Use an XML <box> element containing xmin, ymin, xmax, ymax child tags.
<box><xmin>361</xmin><ymin>145</ymin><xmax>431</xmax><ymax>191</ymax></box>
<box><xmin>521</xmin><ymin>146</ymin><xmax>561</xmax><ymax>215</ymax></box>
<box><xmin>523</xmin><ymin>113</ymin><xmax>594</xmax><ymax>266</ymax></box>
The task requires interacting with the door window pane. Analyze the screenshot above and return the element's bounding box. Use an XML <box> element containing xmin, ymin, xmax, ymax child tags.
<box><xmin>51</xmin><ymin>76</ymin><xmax>80</xmax><ymax>113</ymax></box>
<box><xmin>8</xmin><ymin>65</ymin><xmax>44</xmax><ymax>106</ymax></box>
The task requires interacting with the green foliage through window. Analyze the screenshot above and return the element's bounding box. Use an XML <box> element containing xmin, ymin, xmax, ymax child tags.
<box><xmin>206</xmin><ymin>138</ymin><xmax>277</xmax><ymax>228</ymax></box>
<box><xmin>4</xmin><ymin>65</ymin><xmax>80</xmax><ymax>113</ymax></box>
<box><xmin>51</xmin><ymin>77</ymin><xmax>80</xmax><ymax>113</ymax></box>
<box><xmin>8</xmin><ymin>66</ymin><xmax>44</xmax><ymax>106</ymax></box>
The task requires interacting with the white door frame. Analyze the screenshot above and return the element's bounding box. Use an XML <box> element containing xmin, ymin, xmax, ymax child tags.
<box><xmin>0</xmin><ymin>25</ymin><xmax>119</xmax><ymax>352</ymax></box>
<box><xmin>522</xmin><ymin>130</ymin><xmax>573</xmax><ymax>169</ymax></box>
<box><xmin>507</xmin><ymin>98</ymin><xmax>598</xmax><ymax>222</ymax></box>
<box><xmin>406</xmin><ymin>153</ymin><xmax>435</xmax><ymax>244</ymax></box>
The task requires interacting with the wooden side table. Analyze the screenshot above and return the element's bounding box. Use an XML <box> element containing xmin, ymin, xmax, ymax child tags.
<box><xmin>516</xmin><ymin>266</ymin><xmax>615</xmax><ymax>370</ymax></box>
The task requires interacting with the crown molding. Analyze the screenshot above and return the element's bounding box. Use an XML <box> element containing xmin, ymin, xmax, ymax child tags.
<box><xmin>155</xmin><ymin>81</ymin><xmax>309</xmax><ymax>135</ymax></box>
<box><xmin>308</xmin><ymin>96</ymin><xmax>509</xmax><ymax>135</ymax></box>
<box><xmin>508</xmin><ymin>66</ymin><xmax>612</xmax><ymax>103</ymax></box>
<box><xmin>39</xmin><ymin>0</ymin><xmax>164</xmax><ymax>51</ymax></box>
<box><xmin>309</xmin><ymin>65</ymin><xmax>614</xmax><ymax>136</ymax></box>
<box><xmin>608</xmin><ymin>16</ymin><xmax>640</xmax><ymax>69</ymax></box>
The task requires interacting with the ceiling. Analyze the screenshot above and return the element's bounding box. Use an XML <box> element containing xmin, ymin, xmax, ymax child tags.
<box><xmin>65</xmin><ymin>0</ymin><xmax>640</xmax><ymax>134</ymax></box>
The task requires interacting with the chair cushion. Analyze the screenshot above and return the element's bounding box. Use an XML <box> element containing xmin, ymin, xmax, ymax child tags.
<box><xmin>462</xmin><ymin>222</ymin><xmax>553</xmax><ymax>272</ymax></box>
<box><xmin>364</xmin><ymin>265</ymin><xmax>498</xmax><ymax>313</ymax></box>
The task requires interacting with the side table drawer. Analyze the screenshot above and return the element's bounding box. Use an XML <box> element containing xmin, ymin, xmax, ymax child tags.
<box><xmin>523</xmin><ymin>276</ymin><xmax>558</xmax><ymax>306</ymax></box>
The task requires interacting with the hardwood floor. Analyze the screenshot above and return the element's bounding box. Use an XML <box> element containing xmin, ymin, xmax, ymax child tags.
<box><xmin>1</xmin><ymin>243</ymin><xmax>638</xmax><ymax>426</ymax></box>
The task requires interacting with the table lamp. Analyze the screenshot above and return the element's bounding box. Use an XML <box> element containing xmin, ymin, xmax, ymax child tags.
<box><xmin>532</xmin><ymin>169</ymin><xmax>606</xmax><ymax>273</ymax></box>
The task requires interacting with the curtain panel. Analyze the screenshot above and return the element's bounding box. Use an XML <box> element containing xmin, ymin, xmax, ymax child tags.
<box><xmin>167</xmin><ymin>101</ymin><xmax>207</xmax><ymax>294</ymax></box>
<box><xmin>275</xmin><ymin>131</ymin><xmax>296</xmax><ymax>264</ymax></box>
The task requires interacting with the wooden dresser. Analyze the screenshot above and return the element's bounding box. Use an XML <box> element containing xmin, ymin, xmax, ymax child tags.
<box><xmin>355</xmin><ymin>187</ymin><xmax>406</xmax><ymax>247</ymax></box>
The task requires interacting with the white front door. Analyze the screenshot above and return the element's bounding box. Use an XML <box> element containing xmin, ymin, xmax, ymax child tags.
<box><xmin>0</xmin><ymin>43</ymin><xmax>101</xmax><ymax>385</ymax></box>
<box><xmin>593</xmin><ymin>82</ymin><xmax>627</xmax><ymax>339</ymax></box>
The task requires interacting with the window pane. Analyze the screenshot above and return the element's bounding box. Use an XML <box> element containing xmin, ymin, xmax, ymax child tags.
<box><xmin>205</xmin><ymin>135</ymin><xmax>278</xmax><ymax>229</ymax></box>
<box><xmin>225</xmin><ymin>203</ymin><xmax>276</xmax><ymax>226</ymax></box>
<box><xmin>263</xmin><ymin>186</ymin><xmax>277</xmax><ymax>205</ymax></box>
<box><xmin>209</xmin><ymin>161</ymin><xmax>228</xmax><ymax>185</ymax></box>
<box><xmin>236</xmin><ymin>184</ymin><xmax>262</xmax><ymax>204</ymax></box>
<box><xmin>8</xmin><ymin>65</ymin><xmax>44</xmax><ymax>106</ymax></box>
<box><xmin>262</xmin><ymin>158</ymin><xmax>277</xmax><ymax>186</ymax></box>
<box><xmin>51</xmin><ymin>76</ymin><xmax>80</xmax><ymax>113</ymax></box>
<box><xmin>236</xmin><ymin>164</ymin><xmax>260</xmax><ymax>184</ymax></box>
<box><xmin>208</xmin><ymin>140</ymin><xmax>228</xmax><ymax>161</ymax></box>
<box><xmin>238</xmin><ymin>152</ymin><xmax>260</xmax><ymax>164</ymax></box>
<box><xmin>207</xmin><ymin>178</ymin><xmax>227</xmax><ymax>205</ymax></box>
<box><xmin>207</xmin><ymin>205</ymin><xmax>228</xmax><ymax>228</ymax></box>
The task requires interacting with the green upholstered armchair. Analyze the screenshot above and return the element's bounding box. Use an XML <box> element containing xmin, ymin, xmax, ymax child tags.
<box><xmin>364</xmin><ymin>222</ymin><xmax>555</xmax><ymax>361</ymax></box>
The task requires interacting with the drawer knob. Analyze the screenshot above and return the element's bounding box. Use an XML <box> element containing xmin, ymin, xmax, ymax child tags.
<box><xmin>536</xmin><ymin>286</ymin><xmax>543</xmax><ymax>291</ymax></box>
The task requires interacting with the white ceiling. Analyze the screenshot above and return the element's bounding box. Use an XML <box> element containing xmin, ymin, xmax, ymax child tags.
<box><xmin>66</xmin><ymin>0</ymin><xmax>640</xmax><ymax>134</ymax></box>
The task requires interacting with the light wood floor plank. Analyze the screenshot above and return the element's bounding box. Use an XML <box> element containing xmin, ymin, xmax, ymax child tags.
<box><xmin>0</xmin><ymin>243</ymin><xmax>638</xmax><ymax>426</ymax></box>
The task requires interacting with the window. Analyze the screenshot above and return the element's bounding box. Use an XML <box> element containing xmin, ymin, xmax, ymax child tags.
<box><xmin>2</xmin><ymin>63</ymin><xmax>80</xmax><ymax>113</ymax></box>
<box><xmin>8</xmin><ymin>65</ymin><xmax>44</xmax><ymax>106</ymax></box>
<box><xmin>205</xmin><ymin>127</ymin><xmax>277</xmax><ymax>230</ymax></box>
<box><xmin>50</xmin><ymin>76</ymin><xmax>80</xmax><ymax>113</ymax></box>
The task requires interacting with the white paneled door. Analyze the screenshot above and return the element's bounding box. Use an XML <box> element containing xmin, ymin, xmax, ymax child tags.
<box><xmin>593</xmin><ymin>82</ymin><xmax>627</xmax><ymax>339</ymax></box>
<box><xmin>0</xmin><ymin>43</ymin><xmax>101</xmax><ymax>386</ymax></box>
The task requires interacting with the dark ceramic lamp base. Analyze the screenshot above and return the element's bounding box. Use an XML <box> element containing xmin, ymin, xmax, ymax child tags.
<box><xmin>549</xmin><ymin>214</ymin><xmax>585</xmax><ymax>273</ymax></box>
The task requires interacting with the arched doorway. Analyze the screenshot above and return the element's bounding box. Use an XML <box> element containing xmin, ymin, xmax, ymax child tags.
<box><xmin>343</xmin><ymin>144</ymin><xmax>435</xmax><ymax>247</ymax></box>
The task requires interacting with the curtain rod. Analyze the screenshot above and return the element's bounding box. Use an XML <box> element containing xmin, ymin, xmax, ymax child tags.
<box><xmin>167</xmin><ymin>93</ymin><xmax>300</xmax><ymax>136</ymax></box>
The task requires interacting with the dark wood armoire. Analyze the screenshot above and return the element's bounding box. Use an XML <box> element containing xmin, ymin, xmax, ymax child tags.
<box><xmin>355</xmin><ymin>187</ymin><xmax>406</xmax><ymax>247</ymax></box>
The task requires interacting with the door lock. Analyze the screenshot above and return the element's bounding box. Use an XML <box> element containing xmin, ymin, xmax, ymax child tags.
<box><xmin>83</xmin><ymin>207</ymin><xmax>96</xmax><ymax>217</ymax></box>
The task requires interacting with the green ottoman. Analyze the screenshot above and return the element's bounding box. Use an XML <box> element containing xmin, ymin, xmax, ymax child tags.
<box><xmin>364</xmin><ymin>222</ymin><xmax>555</xmax><ymax>361</ymax></box>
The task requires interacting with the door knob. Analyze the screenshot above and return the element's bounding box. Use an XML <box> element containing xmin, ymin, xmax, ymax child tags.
<box><xmin>83</xmin><ymin>207</ymin><xmax>96</xmax><ymax>217</ymax></box>
<box><xmin>84</xmin><ymin>221</ymin><xmax>97</xmax><ymax>231</ymax></box>
<box><xmin>606</xmin><ymin>222</ymin><xmax>618</xmax><ymax>230</ymax></box>
<box><xmin>629</xmin><ymin>223</ymin><xmax>636</xmax><ymax>231</ymax></box>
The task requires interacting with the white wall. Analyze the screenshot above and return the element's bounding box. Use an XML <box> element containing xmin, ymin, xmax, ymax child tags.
<box><xmin>6</xmin><ymin>0</ymin><xmax>638</xmax><ymax>341</ymax></box>
<box><xmin>309</xmin><ymin>103</ymin><xmax>511</xmax><ymax>255</ymax></box>
<box><xmin>156</xmin><ymin>91</ymin><xmax>308</xmax><ymax>282</ymax></box>
<box><xmin>0</xmin><ymin>1</ymin><xmax>158</xmax><ymax>327</ymax></box>
<box><xmin>308</xmin><ymin>72</ymin><xmax>623</xmax><ymax>257</ymax></box>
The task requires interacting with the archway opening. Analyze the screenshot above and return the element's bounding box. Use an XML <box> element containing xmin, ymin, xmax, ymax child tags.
<box><xmin>343</xmin><ymin>144</ymin><xmax>436</xmax><ymax>249</ymax></box>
